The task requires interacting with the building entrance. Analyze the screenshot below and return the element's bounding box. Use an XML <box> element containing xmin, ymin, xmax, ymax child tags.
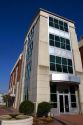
<box><xmin>59</xmin><ymin>94</ymin><xmax>69</xmax><ymax>113</ymax></box>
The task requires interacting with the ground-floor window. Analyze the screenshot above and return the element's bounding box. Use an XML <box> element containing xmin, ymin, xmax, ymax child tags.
<box><xmin>70</xmin><ymin>85</ymin><xmax>77</xmax><ymax>108</ymax></box>
<box><xmin>50</xmin><ymin>82</ymin><xmax>57</xmax><ymax>108</ymax></box>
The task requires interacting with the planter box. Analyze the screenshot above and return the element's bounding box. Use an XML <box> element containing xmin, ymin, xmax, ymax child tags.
<box><xmin>0</xmin><ymin>116</ymin><xmax>33</xmax><ymax>125</ymax></box>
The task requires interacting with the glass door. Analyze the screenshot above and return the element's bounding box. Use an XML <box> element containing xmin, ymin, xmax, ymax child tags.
<box><xmin>59</xmin><ymin>94</ymin><xmax>69</xmax><ymax>113</ymax></box>
<box><xmin>59</xmin><ymin>95</ymin><xmax>64</xmax><ymax>113</ymax></box>
<box><xmin>64</xmin><ymin>95</ymin><xmax>69</xmax><ymax>112</ymax></box>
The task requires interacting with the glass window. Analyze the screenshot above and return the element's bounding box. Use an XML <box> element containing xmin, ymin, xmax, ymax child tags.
<box><xmin>64</xmin><ymin>27</ymin><xmax>68</xmax><ymax>32</ymax></box>
<box><xmin>51</xmin><ymin>94</ymin><xmax>57</xmax><ymax>102</ymax></box>
<box><xmin>50</xmin><ymin>83</ymin><xmax>56</xmax><ymax>93</ymax></box>
<box><xmin>60</xmin><ymin>37</ymin><xmax>65</xmax><ymax>44</ymax></box>
<box><xmin>62</xmin><ymin>65</ymin><xmax>68</xmax><ymax>73</ymax></box>
<box><xmin>59</xmin><ymin>25</ymin><xmax>64</xmax><ymax>31</ymax></box>
<box><xmin>66</xmin><ymin>39</ymin><xmax>70</xmax><ymax>44</ymax></box>
<box><xmin>50</xmin><ymin>63</ymin><xmax>55</xmax><ymax>71</ymax></box>
<box><xmin>49</xmin><ymin>39</ymin><xmax>54</xmax><ymax>46</ymax></box>
<box><xmin>50</xmin><ymin>55</ymin><xmax>73</xmax><ymax>74</ymax></box>
<box><xmin>49</xmin><ymin>17</ymin><xmax>68</xmax><ymax>32</ymax></box>
<box><xmin>68</xmin><ymin>66</ymin><xmax>73</xmax><ymax>73</ymax></box>
<box><xmin>68</xmin><ymin>59</ymin><xmax>72</xmax><ymax>66</ymax></box>
<box><xmin>49</xmin><ymin>34</ymin><xmax>54</xmax><ymax>40</ymax></box>
<box><xmin>54</xmin><ymin>23</ymin><xmax>59</xmax><ymax>29</ymax></box>
<box><xmin>55</xmin><ymin>41</ymin><xmax>60</xmax><ymax>47</ymax></box>
<box><xmin>49</xmin><ymin>21</ymin><xmax>54</xmax><ymax>27</ymax></box>
<box><xmin>61</xmin><ymin>43</ymin><xmax>65</xmax><ymax>49</ymax></box>
<box><xmin>56</xmin><ymin>64</ymin><xmax>62</xmax><ymax>72</ymax></box>
<box><xmin>49</xmin><ymin>17</ymin><xmax>53</xmax><ymax>22</ymax></box>
<box><xmin>71</xmin><ymin>103</ymin><xmax>77</xmax><ymax>108</ymax></box>
<box><xmin>62</xmin><ymin>58</ymin><xmax>67</xmax><ymax>65</ymax></box>
<box><xmin>66</xmin><ymin>44</ymin><xmax>71</xmax><ymax>50</ymax></box>
<box><xmin>59</xmin><ymin>20</ymin><xmax>63</xmax><ymax>26</ymax></box>
<box><xmin>56</xmin><ymin>56</ymin><xmax>61</xmax><ymax>64</ymax></box>
<box><xmin>70</xmin><ymin>86</ymin><xmax>75</xmax><ymax>94</ymax></box>
<box><xmin>54</xmin><ymin>19</ymin><xmax>58</xmax><ymax>24</ymax></box>
<box><xmin>50</xmin><ymin>55</ymin><xmax>55</xmax><ymax>63</ymax></box>
<box><xmin>71</xmin><ymin>95</ymin><xmax>76</xmax><ymax>102</ymax></box>
<box><xmin>64</xmin><ymin>22</ymin><xmax>68</xmax><ymax>27</ymax></box>
<box><xmin>55</xmin><ymin>36</ymin><xmax>60</xmax><ymax>41</ymax></box>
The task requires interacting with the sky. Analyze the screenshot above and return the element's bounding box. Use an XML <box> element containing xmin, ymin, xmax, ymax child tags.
<box><xmin>0</xmin><ymin>0</ymin><xmax>83</xmax><ymax>93</ymax></box>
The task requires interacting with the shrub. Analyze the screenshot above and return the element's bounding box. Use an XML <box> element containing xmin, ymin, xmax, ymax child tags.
<box><xmin>19</xmin><ymin>100</ymin><xmax>34</xmax><ymax>115</ymax></box>
<box><xmin>37</xmin><ymin>102</ymin><xmax>51</xmax><ymax>117</ymax></box>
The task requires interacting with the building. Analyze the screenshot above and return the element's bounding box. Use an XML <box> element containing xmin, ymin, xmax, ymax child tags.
<box><xmin>0</xmin><ymin>93</ymin><xmax>3</xmax><ymax>105</ymax></box>
<box><xmin>10</xmin><ymin>8</ymin><xmax>83</xmax><ymax>115</ymax></box>
<box><xmin>9</xmin><ymin>53</ymin><xmax>23</xmax><ymax>109</ymax></box>
<box><xmin>79</xmin><ymin>36</ymin><xmax>83</xmax><ymax>68</ymax></box>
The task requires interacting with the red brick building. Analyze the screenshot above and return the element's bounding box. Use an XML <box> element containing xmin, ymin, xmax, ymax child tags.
<box><xmin>79</xmin><ymin>36</ymin><xmax>83</xmax><ymax>68</ymax></box>
<box><xmin>9</xmin><ymin>53</ymin><xmax>23</xmax><ymax>109</ymax></box>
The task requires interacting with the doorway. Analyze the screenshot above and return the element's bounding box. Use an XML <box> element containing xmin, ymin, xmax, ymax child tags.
<box><xmin>59</xmin><ymin>94</ymin><xmax>69</xmax><ymax>113</ymax></box>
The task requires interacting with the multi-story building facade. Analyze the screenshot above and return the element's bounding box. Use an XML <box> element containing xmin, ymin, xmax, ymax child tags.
<box><xmin>20</xmin><ymin>8</ymin><xmax>83</xmax><ymax>115</ymax></box>
<box><xmin>9</xmin><ymin>9</ymin><xmax>83</xmax><ymax>115</ymax></box>
<box><xmin>9</xmin><ymin>53</ymin><xmax>23</xmax><ymax>109</ymax></box>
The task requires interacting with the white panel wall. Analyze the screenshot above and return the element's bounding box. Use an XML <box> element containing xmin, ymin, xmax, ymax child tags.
<box><xmin>49</xmin><ymin>27</ymin><xmax>70</xmax><ymax>39</ymax></box>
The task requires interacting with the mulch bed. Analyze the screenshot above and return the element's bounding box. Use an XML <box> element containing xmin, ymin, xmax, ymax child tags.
<box><xmin>33</xmin><ymin>116</ymin><xmax>54</xmax><ymax>125</ymax></box>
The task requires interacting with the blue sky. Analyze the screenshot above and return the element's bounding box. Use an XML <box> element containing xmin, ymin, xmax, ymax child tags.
<box><xmin>0</xmin><ymin>0</ymin><xmax>83</xmax><ymax>93</ymax></box>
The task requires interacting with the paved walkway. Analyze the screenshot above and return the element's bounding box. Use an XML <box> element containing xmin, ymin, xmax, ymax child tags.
<box><xmin>43</xmin><ymin>115</ymin><xmax>83</xmax><ymax>125</ymax></box>
<box><xmin>0</xmin><ymin>108</ymin><xmax>83</xmax><ymax>125</ymax></box>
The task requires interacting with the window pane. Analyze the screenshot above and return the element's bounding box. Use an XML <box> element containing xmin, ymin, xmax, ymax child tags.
<box><xmin>54</xmin><ymin>23</ymin><xmax>59</xmax><ymax>29</ymax></box>
<box><xmin>49</xmin><ymin>40</ymin><xmax>54</xmax><ymax>46</ymax></box>
<box><xmin>56</xmin><ymin>56</ymin><xmax>61</xmax><ymax>64</ymax></box>
<box><xmin>70</xmin><ymin>86</ymin><xmax>75</xmax><ymax>94</ymax></box>
<box><xmin>59</xmin><ymin>25</ymin><xmax>64</xmax><ymax>31</ymax></box>
<box><xmin>66</xmin><ymin>39</ymin><xmax>70</xmax><ymax>44</ymax></box>
<box><xmin>49</xmin><ymin>17</ymin><xmax>53</xmax><ymax>22</ymax></box>
<box><xmin>61</xmin><ymin>43</ymin><xmax>65</xmax><ymax>49</ymax></box>
<box><xmin>51</xmin><ymin>94</ymin><xmax>57</xmax><ymax>102</ymax></box>
<box><xmin>71</xmin><ymin>95</ymin><xmax>76</xmax><ymax>102</ymax></box>
<box><xmin>54</xmin><ymin>19</ymin><xmax>58</xmax><ymax>24</ymax></box>
<box><xmin>68</xmin><ymin>59</ymin><xmax>72</xmax><ymax>66</ymax></box>
<box><xmin>66</xmin><ymin>44</ymin><xmax>71</xmax><ymax>50</ymax></box>
<box><xmin>55</xmin><ymin>41</ymin><xmax>60</xmax><ymax>47</ymax></box>
<box><xmin>55</xmin><ymin>36</ymin><xmax>60</xmax><ymax>41</ymax></box>
<box><xmin>49</xmin><ymin>21</ymin><xmax>54</xmax><ymax>27</ymax></box>
<box><xmin>56</xmin><ymin>64</ymin><xmax>62</xmax><ymax>72</ymax></box>
<box><xmin>60</xmin><ymin>37</ymin><xmax>65</xmax><ymax>44</ymax></box>
<box><xmin>64</xmin><ymin>22</ymin><xmax>68</xmax><ymax>27</ymax></box>
<box><xmin>50</xmin><ymin>55</ymin><xmax>55</xmax><ymax>63</ymax></box>
<box><xmin>62</xmin><ymin>65</ymin><xmax>68</xmax><ymax>73</ymax></box>
<box><xmin>51</xmin><ymin>103</ymin><xmax>57</xmax><ymax>108</ymax></box>
<box><xmin>59</xmin><ymin>20</ymin><xmax>63</xmax><ymax>26</ymax></box>
<box><xmin>50</xmin><ymin>63</ymin><xmax>55</xmax><ymax>71</ymax></box>
<box><xmin>49</xmin><ymin>34</ymin><xmax>54</xmax><ymax>40</ymax></box>
<box><xmin>50</xmin><ymin>83</ymin><xmax>56</xmax><ymax>93</ymax></box>
<box><xmin>68</xmin><ymin>66</ymin><xmax>73</xmax><ymax>73</ymax></box>
<box><xmin>62</xmin><ymin>58</ymin><xmax>67</xmax><ymax>65</ymax></box>
<box><xmin>64</xmin><ymin>27</ymin><xmax>68</xmax><ymax>32</ymax></box>
<box><xmin>71</xmin><ymin>103</ymin><xmax>77</xmax><ymax>108</ymax></box>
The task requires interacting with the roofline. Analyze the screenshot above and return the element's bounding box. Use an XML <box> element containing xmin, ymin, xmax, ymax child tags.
<box><xmin>39</xmin><ymin>8</ymin><xmax>75</xmax><ymax>23</ymax></box>
<box><xmin>24</xmin><ymin>8</ymin><xmax>75</xmax><ymax>42</ymax></box>
<box><xmin>10</xmin><ymin>52</ymin><xmax>23</xmax><ymax>75</ymax></box>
